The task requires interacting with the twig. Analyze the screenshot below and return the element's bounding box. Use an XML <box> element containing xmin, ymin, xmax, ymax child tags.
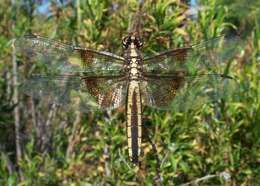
<box><xmin>6</xmin><ymin>71</ymin><xmax>12</xmax><ymax>100</ymax></box>
<box><xmin>128</xmin><ymin>0</ymin><xmax>144</xmax><ymax>36</ymax></box>
<box><xmin>119</xmin><ymin>149</ymin><xmax>131</xmax><ymax>169</ymax></box>
<box><xmin>103</xmin><ymin>111</ymin><xmax>112</xmax><ymax>178</ymax></box>
<box><xmin>45</xmin><ymin>104</ymin><xmax>57</xmax><ymax>129</ymax></box>
<box><xmin>66</xmin><ymin>107</ymin><xmax>81</xmax><ymax>159</ymax></box>
<box><xmin>76</xmin><ymin>0</ymin><xmax>81</xmax><ymax>33</ymax></box>
<box><xmin>11</xmin><ymin>39</ymin><xmax>24</xmax><ymax>181</ymax></box>
<box><xmin>104</xmin><ymin>144</ymin><xmax>111</xmax><ymax>178</ymax></box>
<box><xmin>143</xmin><ymin>124</ymin><xmax>163</xmax><ymax>185</ymax></box>
<box><xmin>42</xmin><ymin>103</ymin><xmax>57</xmax><ymax>157</ymax></box>
<box><xmin>181</xmin><ymin>174</ymin><xmax>217</xmax><ymax>186</ymax></box>
<box><xmin>29</xmin><ymin>98</ymin><xmax>38</xmax><ymax>136</ymax></box>
<box><xmin>160</xmin><ymin>151</ymin><xmax>169</xmax><ymax>167</ymax></box>
<box><xmin>181</xmin><ymin>171</ymin><xmax>231</xmax><ymax>186</ymax></box>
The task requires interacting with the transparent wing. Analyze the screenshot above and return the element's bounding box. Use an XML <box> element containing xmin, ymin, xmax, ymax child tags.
<box><xmin>21</xmin><ymin>74</ymin><xmax>127</xmax><ymax>112</ymax></box>
<box><xmin>15</xmin><ymin>34</ymin><xmax>127</xmax><ymax>111</ymax></box>
<box><xmin>15</xmin><ymin>34</ymin><xmax>124</xmax><ymax>74</ymax></box>
<box><xmin>141</xmin><ymin>35</ymin><xmax>242</xmax><ymax>110</ymax></box>
<box><xmin>141</xmin><ymin>72</ymin><xmax>238</xmax><ymax>111</ymax></box>
<box><xmin>143</xmin><ymin>35</ymin><xmax>243</xmax><ymax>75</ymax></box>
<box><xmin>21</xmin><ymin>75</ymin><xmax>81</xmax><ymax>104</ymax></box>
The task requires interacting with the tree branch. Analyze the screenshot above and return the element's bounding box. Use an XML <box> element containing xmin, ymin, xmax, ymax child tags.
<box><xmin>66</xmin><ymin>107</ymin><xmax>81</xmax><ymax>159</ymax></box>
<box><xmin>181</xmin><ymin>171</ymin><xmax>231</xmax><ymax>186</ymax></box>
<box><xmin>11</xmin><ymin>39</ymin><xmax>24</xmax><ymax>181</ymax></box>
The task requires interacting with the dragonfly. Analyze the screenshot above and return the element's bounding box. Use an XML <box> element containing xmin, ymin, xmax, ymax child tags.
<box><xmin>14</xmin><ymin>31</ymin><xmax>241</xmax><ymax>164</ymax></box>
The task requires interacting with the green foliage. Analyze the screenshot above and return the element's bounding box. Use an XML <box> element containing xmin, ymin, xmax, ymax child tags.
<box><xmin>0</xmin><ymin>0</ymin><xmax>259</xmax><ymax>185</ymax></box>
<box><xmin>0</xmin><ymin>153</ymin><xmax>18</xmax><ymax>186</ymax></box>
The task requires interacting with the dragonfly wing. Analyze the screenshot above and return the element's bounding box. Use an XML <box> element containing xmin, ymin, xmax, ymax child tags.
<box><xmin>141</xmin><ymin>35</ymin><xmax>242</xmax><ymax>110</ymax></box>
<box><xmin>21</xmin><ymin>74</ymin><xmax>127</xmax><ymax>112</ymax></box>
<box><xmin>15</xmin><ymin>34</ymin><xmax>124</xmax><ymax>75</ymax></box>
<box><xmin>141</xmin><ymin>72</ymin><xmax>238</xmax><ymax>111</ymax></box>
<box><xmin>15</xmin><ymin>34</ymin><xmax>127</xmax><ymax>111</ymax></box>
<box><xmin>78</xmin><ymin>75</ymin><xmax>127</xmax><ymax>111</ymax></box>
<box><xmin>21</xmin><ymin>75</ymin><xmax>81</xmax><ymax>104</ymax></box>
<box><xmin>143</xmin><ymin>35</ymin><xmax>243</xmax><ymax>75</ymax></box>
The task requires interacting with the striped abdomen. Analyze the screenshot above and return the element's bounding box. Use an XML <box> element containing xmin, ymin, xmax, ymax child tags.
<box><xmin>126</xmin><ymin>80</ymin><xmax>142</xmax><ymax>164</ymax></box>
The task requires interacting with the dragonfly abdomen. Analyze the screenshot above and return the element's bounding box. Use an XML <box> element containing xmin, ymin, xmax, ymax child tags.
<box><xmin>126</xmin><ymin>80</ymin><xmax>142</xmax><ymax>164</ymax></box>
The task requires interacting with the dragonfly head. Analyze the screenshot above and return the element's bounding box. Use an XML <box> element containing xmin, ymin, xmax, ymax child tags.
<box><xmin>122</xmin><ymin>35</ymin><xmax>143</xmax><ymax>49</ymax></box>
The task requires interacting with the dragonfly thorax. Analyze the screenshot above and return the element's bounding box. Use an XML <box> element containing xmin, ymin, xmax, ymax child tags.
<box><xmin>128</xmin><ymin>58</ymin><xmax>142</xmax><ymax>80</ymax></box>
<box><xmin>123</xmin><ymin>35</ymin><xmax>143</xmax><ymax>80</ymax></box>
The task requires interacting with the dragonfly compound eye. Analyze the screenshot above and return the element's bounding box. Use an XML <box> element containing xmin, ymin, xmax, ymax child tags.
<box><xmin>134</xmin><ymin>38</ymin><xmax>143</xmax><ymax>48</ymax></box>
<box><xmin>122</xmin><ymin>36</ymin><xmax>131</xmax><ymax>48</ymax></box>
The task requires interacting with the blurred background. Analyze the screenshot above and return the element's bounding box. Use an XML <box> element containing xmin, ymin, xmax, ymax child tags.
<box><xmin>0</xmin><ymin>0</ymin><xmax>259</xmax><ymax>185</ymax></box>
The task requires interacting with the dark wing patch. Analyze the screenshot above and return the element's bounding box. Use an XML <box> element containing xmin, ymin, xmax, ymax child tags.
<box><xmin>80</xmin><ymin>75</ymin><xmax>127</xmax><ymax>110</ymax></box>
<box><xmin>141</xmin><ymin>72</ymin><xmax>186</xmax><ymax>107</ymax></box>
